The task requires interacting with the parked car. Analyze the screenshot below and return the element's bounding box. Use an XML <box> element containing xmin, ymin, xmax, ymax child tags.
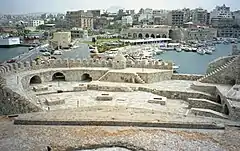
<box><xmin>42</xmin><ymin>52</ymin><xmax>51</xmax><ymax>56</ymax></box>
<box><xmin>39</xmin><ymin>49</ymin><xmax>48</xmax><ymax>52</ymax></box>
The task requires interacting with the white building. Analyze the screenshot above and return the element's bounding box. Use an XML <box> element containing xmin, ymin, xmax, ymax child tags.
<box><xmin>52</xmin><ymin>32</ymin><xmax>71</xmax><ymax>49</ymax></box>
<box><xmin>31</xmin><ymin>20</ymin><xmax>45</xmax><ymax>27</ymax></box>
<box><xmin>210</xmin><ymin>4</ymin><xmax>232</xmax><ymax>23</ymax></box>
<box><xmin>122</xmin><ymin>16</ymin><xmax>133</xmax><ymax>26</ymax></box>
<box><xmin>138</xmin><ymin>8</ymin><xmax>153</xmax><ymax>23</ymax></box>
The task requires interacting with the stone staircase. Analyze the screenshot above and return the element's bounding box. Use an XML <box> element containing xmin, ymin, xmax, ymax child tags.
<box><xmin>98</xmin><ymin>71</ymin><xmax>109</xmax><ymax>81</ymax></box>
<box><xmin>190</xmin><ymin>108</ymin><xmax>229</xmax><ymax>120</ymax></box>
<box><xmin>197</xmin><ymin>56</ymin><xmax>238</xmax><ymax>82</ymax></box>
<box><xmin>187</xmin><ymin>98</ymin><xmax>222</xmax><ymax>112</ymax></box>
<box><xmin>134</xmin><ymin>73</ymin><xmax>145</xmax><ymax>84</ymax></box>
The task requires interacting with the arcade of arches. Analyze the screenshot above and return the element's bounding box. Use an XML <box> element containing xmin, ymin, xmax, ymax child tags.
<box><xmin>131</xmin><ymin>33</ymin><xmax>169</xmax><ymax>39</ymax></box>
<box><xmin>81</xmin><ymin>73</ymin><xmax>93</xmax><ymax>82</ymax></box>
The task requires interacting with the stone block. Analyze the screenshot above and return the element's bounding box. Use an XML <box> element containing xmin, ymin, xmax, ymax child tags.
<box><xmin>148</xmin><ymin>97</ymin><xmax>167</xmax><ymax>105</ymax></box>
<box><xmin>45</xmin><ymin>98</ymin><xmax>65</xmax><ymax>106</ymax></box>
<box><xmin>73</xmin><ymin>84</ymin><xmax>87</xmax><ymax>92</ymax></box>
<box><xmin>96</xmin><ymin>93</ymin><xmax>113</xmax><ymax>101</ymax></box>
<box><xmin>32</xmin><ymin>86</ymin><xmax>48</xmax><ymax>92</ymax></box>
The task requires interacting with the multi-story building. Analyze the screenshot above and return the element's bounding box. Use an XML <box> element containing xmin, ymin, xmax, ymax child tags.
<box><xmin>31</xmin><ymin>20</ymin><xmax>44</xmax><ymax>27</ymax></box>
<box><xmin>70</xmin><ymin>27</ymin><xmax>88</xmax><ymax>39</ymax></box>
<box><xmin>167</xmin><ymin>10</ymin><xmax>184</xmax><ymax>26</ymax></box>
<box><xmin>52</xmin><ymin>32</ymin><xmax>71</xmax><ymax>48</ymax></box>
<box><xmin>210</xmin><ymin>4</ymin><xmax>232</xmax><ymax>24</ymax></box>
<box><xmin>66</xmin><ymin>10</ymin><xmax>94</xmax><ymax>29</ymax></box>
<box><xmin>126</xmin><ymin>10</ymin><xmax>135</xmax><ymax>16</ymax></box>
<box><xmin>87</xmin><ymin>10</ymin><xmax>101</xmax><ymax>17</ymax></box>
<box><xmin>233</xmin><ymin>10</ymin><xmax>240</xmax><ymax>26</ymax></box>
<box><xmin>152</xmin><ymin>9</ymin><xmax>169</xmax><ymax>25</ymax></box>
<box><xmin>211</xmin><ymin>18</ymin><xmax>234</xmax><ymax>28</ymax></box>
<box><xmin>138</xmin><ymin>8</ymin><xmax>153</xmax><ymax>24</ymax></box>
<box><xmin>182</xmin><ymin>8</ymin><xmax>191</xmax><ymax>23</ymax></box>
<box><xmin>183</xmin><ymin>26</ymin><xmax>217</xmax><ymax>41</ymax></box>
<box><xmin>122</xmin><ymin>16</ymin><xmax>133</xmax><ymax>26</ymax></box>
<box><xmin>217</xmin><ymin>27</ymin><xmax>240</xmax><ymax>38</ymax></box>
<box><xmin>192</xmin><ymin>8</ymin><xmax>208</xmax><ymax>25</ymax></box>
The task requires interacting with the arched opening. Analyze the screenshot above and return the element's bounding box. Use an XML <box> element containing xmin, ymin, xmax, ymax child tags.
<box><xmin>229</xmin><ymin>79</ymin><xmax>236</xmax><ymax>85</ymax></box>
<box><xmin>216</xmin><ymin>95</ymin><xmax>221</xmax><ymax>104</ymax></box>
<box><xmin>162</xmin><ymin>34</ymin><xmax>167</xmax><ymax>38</ymax></box>
<box><xmin>127</xmin><ymin>33</ymin><xmax>132</xmax><ymax>38</ymax></box>
<box><xmin>156</xmin><ymin>34</ymin><xmax>161</xmax><ymax>38</ymax></box>
<box><xmin>81</xmin><ymin>73</ymin><xmax>92</xmax><ymax>82</ymax></box>
<box><xmin>145</xmin><ymin>33</ymin><xmax>149</xmax><ymax>38</ymax></box>
<box><xmin>138</xmin><ymin>33</ymin><xmax>143</xmax><ymax>39</ymax></box>
<box><xmin>133</xmin><ymin>33</ymin><xmax>137</xmax><ymax>39</ymax></box>
<box><xmin>150</xmin><ymin>34</ymin><xmax>155</xmax><ymax>38</ymax></box>
<box><xmin>30</xmin><ymin>75</ymin><xmax>42</xmax><ymax>85</ymax></box>
<box><xmin>224</xmin><ymin>104</ymin><xmax>230</xmax><ymax>115</ymax></box>
<box><xmin>52</xmin><ymin>72</ymin><xmax>66</xmax><ymax>81</ymax></box>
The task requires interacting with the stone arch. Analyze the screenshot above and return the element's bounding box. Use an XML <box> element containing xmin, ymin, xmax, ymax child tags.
<box><xmin>138</xmin><ymin>33</ymin><xmax>143</xmax><ymax>39</ymax></box>
<box><xmin>162</xmin><ymin>34</ymin><xmax>167</xmax><ymax>38</ymax></box>
<box><xmin>224</xmin><ymin>104</ymin><xmax>230</xmax><ymax>115</ymax></box>
<box><xmin>52</xmin><ymin>72</ymin><xmax>66</xmax><ymax>81</ymax></box>
<box><xmin>127</xmin><ymin>33</ymin><xmax>132</xmax><ymax>38</ymax></box>
<box><xmin>156</xmin><ymin>34</ymin><xmax>161</xmax><ymax>38</ymax></box>
<box><xmin>30</xmin><ymin>75</ymin><xmax>42</xmax><ymax>85</ymax></box>
<box><xmin>133</xmin><ymin>33</ymin><xmax>137</xmax><ymax>39</ymax></box>
<box><xmin>145</xmin><ymin>33</ymin><xmax>149</xmax><ymax>38</ymax></box>
<box><xmin>216</xmin><ymin>95</ymin><xmax>221</xmax><ymax>104</ymax></box>
<box><xmin>229</xmin><ymin>79</ymin><xmax>236</xmax><ymax>85</ymax></box>
<box><xmin>150</xmin><ymin>34</ymin><xmax>155</xmax><ymax>38</ymax></box>
<box><xmin>81</xmin><ymin>73</ymin><xmax>92</xmax><ymax>82</ymax></box>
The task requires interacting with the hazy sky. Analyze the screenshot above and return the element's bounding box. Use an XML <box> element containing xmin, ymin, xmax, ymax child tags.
<box><xmin>1</xmin><ymin>0</ymin><xmax>239</xmax><ymax>14</ymax></box>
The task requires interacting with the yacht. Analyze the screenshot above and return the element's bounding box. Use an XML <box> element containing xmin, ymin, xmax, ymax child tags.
<box><xmin>154</xmin><ymin>49</ymin><xmax>164</xmax><ymax>55</ymax></box>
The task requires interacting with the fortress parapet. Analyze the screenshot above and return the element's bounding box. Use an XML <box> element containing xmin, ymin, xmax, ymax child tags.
<box><xmin>0</xmin><ymin>58</ymin><xmax>172</xmax><ymax>76</ymax></box>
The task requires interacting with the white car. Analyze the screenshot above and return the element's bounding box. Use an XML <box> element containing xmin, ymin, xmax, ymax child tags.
<box><xmin>42</xmin><ymin>52</ymin><xmax>51</xmax><ymax>56</ymax></box>
<box><xmin>53</xmin><ymin>50</ymin><xmax>62</xmax><ymax>55</ymax></box>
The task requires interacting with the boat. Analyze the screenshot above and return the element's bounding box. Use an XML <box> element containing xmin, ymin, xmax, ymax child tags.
<box><xmin>0</xmin><ymin>36</ymin><xmax>20</xmax><ymax>48</ymax></box>
<box><xmin>175</xmin><ymin>47</ymin><xmax>182</xmax><ymax>52</ymax></box>
<box><xmin>154</xmin><ymin>49</ymin><xmax>164</xmax><ymax>55</ymax></box>
<box><xmin>197</xmin><ymin>48</ymin><xmax>205</xmax><ymax>55</ymax></box>
<box><xmin>205</xmin><ymin>49</ymin><xmax>212</xmax><ymax>55</ymax></box>
<box><xmin>172</xmin><ymin>63</ymin><xmax>180</xmax><ymax>73</ymax></box>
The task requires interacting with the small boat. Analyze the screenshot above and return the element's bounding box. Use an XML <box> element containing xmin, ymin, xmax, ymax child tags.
<box><xmin>205</xmin><ymin>49</ymin><xmax>212</xmax><ymax>55</ymax></box>
<box><xmin>155</xmin><ymin>49</ymin><xmax>164</xmax><ymax>55</ymax></box>
<box><xmin>197</xmin><ymin>48</ymin><xmax>205</xmax><ymax>55</ymax></box>
<box><xmin>191</xmin><ymin>47</ymin><xmax>198</xmax><ymax>52</ymax></box>
<box><xmin>176</xmin><ymin>47</ymin><xmax>182</xmax><ymax>52</ymax></box>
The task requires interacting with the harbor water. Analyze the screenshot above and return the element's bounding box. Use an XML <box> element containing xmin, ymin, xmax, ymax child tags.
<box><xmin>154</xmin><ymin>44</ymin><xmax>235</xmax><ymax>74</ymax></box>
<box><xmin>0</xmin><ymin>44</ymin><xmax>237</xmax><ymax>74</ymax></box>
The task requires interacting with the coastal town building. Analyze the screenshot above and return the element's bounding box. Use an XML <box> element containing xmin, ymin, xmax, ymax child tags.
<box><xmin>87</xmin><ymin>10</ymin><xmax>101</xmax><ymax>18</ymax></box>
<box><xmin>192</xmin><ymin>8</ymin><xmax>208</xmax><ymax>25</ymax></box>
<box><xmin>31</xmin><ymin>20</ymin><xmax>44</xmax><ymax>27</ymax></box>
<box><xmin>122</xmin><ymin>16</ymin><xmax>133</xmax><ymax>26</ymax></box>
<box><xmin>70</xmin><ymin>27</ymin><xmax>88</xmax><ymax>39</ymax></box>
<box><xmin>51</xmin><ymin>32</ymin><xmax>71</xmax><ymax>48</ymax></box>
<box><xmin>121</xmin><ymin>25</ymin><xmax>171</xmax><ymax>39</ymax></box>
<box><xmin>210</xmin><ymin>4</ymin><xmax>233</xmax><ymax>24</ymax></box>
<box><xmin>66</xmin><ymin>10</ymin><xmax>94</xmax><ymax>29</ymax></box>
<box><xmin>167</xmin><ymin>10</ymin><xmax>184</xmax><ymax>26</ymax></box>
<box><xmin>183</xmin><ymin>26</ymin><xmax>217</xmax><ymax>41</ymax></box>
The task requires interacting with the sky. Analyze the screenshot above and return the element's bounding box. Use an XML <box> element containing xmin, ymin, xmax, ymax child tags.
<box><xmin>0</xmin><ymin>0</ymin><xmax>239</xmax><ymax>14</ymax></box>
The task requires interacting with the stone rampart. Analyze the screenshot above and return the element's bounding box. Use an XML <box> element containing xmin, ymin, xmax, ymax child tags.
<box><xmin>171</xmin><ymin>74</ymin><xmax>203</xmax><ymax>81</ymax></box>
<box><xmin>0</xmin><ymin>58</ymin><xmax>172</xmax><ymax>77</ymax></box>
<box><xmin>206</xmin><ymin>56</ymin><xmax>236</xmax><ymax>74</ymax></box>
<box><xmin>0</xmin><ymin>85</ymin><xmax>41</xmax><ymax>115</ymax></box>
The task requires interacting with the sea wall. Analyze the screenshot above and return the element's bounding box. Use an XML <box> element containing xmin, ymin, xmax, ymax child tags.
<box><xmin>206</xmin><ymin>56</ymin><xmax>235</xmax><ymax>74</ymax></box>
<box><xmin>171</xmin><ymin>74</ymin><xmax>203</xmax><ymax>81</ymax></box>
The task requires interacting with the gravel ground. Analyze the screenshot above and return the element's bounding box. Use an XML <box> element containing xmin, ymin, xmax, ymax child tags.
<box><xmin>0</xmin><ymin>117</ymin><xmax>239</xmax><ymax>151</ymax></box>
